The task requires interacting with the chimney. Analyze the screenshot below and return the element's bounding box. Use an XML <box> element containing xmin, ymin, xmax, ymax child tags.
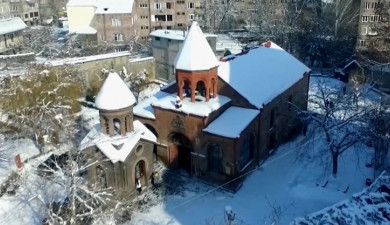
<box><xmin>264</xmin><ymin>41</ymin><xmax>272</xmax><ymax>48</ymax></box>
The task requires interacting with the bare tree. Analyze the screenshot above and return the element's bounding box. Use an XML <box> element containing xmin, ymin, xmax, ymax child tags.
<box><xmin>300</xmin><ymin>78</ymin><xmax>375</xmax><ymax>176</ymax></box>
<box><xmin>204</xmin><ymin>0</ymin><xmax>242</xmax><ymax>32</ymax></box>
<box><xmin>0</xmin><ymin>64</ymin><xmax>84</xmax><ymax>151</ymax></box>
<box><xmin>38</xmin><ymin>150</ymin><xmax>114</xmax><ymax>225</ymax></box>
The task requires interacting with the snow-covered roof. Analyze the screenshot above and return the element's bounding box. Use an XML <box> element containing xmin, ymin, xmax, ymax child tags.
<box><xmin>79</xmin><ymin>120</ymin><xmax>156</xmax><ymax>163</ymax></box>
<box><xmin>95</xmin><ymin>72</ymin><xmax>136</xmax><ymax>110</ymax></box>
<box><xmin>66</xmin><ymin>0</ymin><xmax>97</xmax><ymax>7</ymax></box>
<box><xmin>151</xmin><ymin>94</ymin><xmax>231</xmax><ymax>117</ymax></box>
<box><xmin>150</xmin><ymin>29</ymin><xmax>217</xmax><ymax>41</ymax></box>
<box><xmin>203</xmin><ymin>106</ymin><xmax>259</xmax><ymax>138</ymax></box>
<box><xmin>173</xmin><ymin>21</ymin><xmax>219</xmax><ymax>71</ymax></box>
<box><xmin>95</xmin><ymin>0</ymin><xmax>134</xmax><ymax>14</ymax></box>
<box><xmin>75</xmin><ymin>26</ymin><xmax>97</xmax><ymax>34</ymax></box>
<box><xmin>44</xmin><ymin>52</ymin><xmax>130</xmax><ymax>66</ymax></box>
<box><xmin>344</xmin><ymin>59</ymin><xmax>364</xmax><ymax>71</ymax></box>
<box><xmin>134</xmin><ymin>91</ymin><xmax>171</xmax><ymax>119</ymax></box>
<box><xmin>0</xmin><ymin>18</ymin><xmax>27</xmax><ymax>35</ymax></box>
<box><xmin>218</xmin><ymin>42</ymin><xmax>310</xmax><ymax>109</ymax></box>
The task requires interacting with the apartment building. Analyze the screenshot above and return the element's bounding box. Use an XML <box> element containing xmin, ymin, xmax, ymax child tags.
<box><xmin>135</xmin><ymin>0</ymin><xmax>207</xmax><ymax>40</ymax></box>
<box><xmin>67</xmin><ymin>0</ymin><xmax>138</xmax><ymax>47</ymax></box>
<box><xmin>0</xmin><ymin>17</ymin><xmax>27</xmax><ymax>54</ymax></box>
<box><xmin>0</xmin><ymin>0</ymin><xmax>40</xmax><ymax>25</ymax></box>
<box><xmin>356</xmin><ymin>0</ymin><xmax>390</xmax><ymax>51</ymax></box>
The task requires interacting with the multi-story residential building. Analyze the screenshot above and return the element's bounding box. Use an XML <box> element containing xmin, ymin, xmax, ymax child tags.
<box><xmin>67</xmin><ymin>0</ymin><xmax>138</xmax><ymax>47</ymax></box>
<box><xmin>0</xmin><ymin>0</ymin><xmax>40</xmax><ymax>25</ymax></box>
<box><xmin>0</xmin><ymin>17</ymin><xmax>27</xmax><ymax>54</ymax></box>
<box><xmin>356</xmin><ymin>0</ymin><xmax>388</xmax><ymax>50</ymax></box>
<box><xmin>135</xmin><ymin>0</ymin><xmax>207</xmax><ymax>39</ymax></box>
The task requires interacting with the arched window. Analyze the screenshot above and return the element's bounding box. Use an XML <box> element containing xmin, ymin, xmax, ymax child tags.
<box><xmin>207</xmin><ymin>143</ymin><xmax>223</xmax><ymax>173</ymax></box>
<box><xmin>240</xmin><ymin>134</ymin><xmax>254</xmax><ymax>169</ymax></box>
<box><xmin>135</xmin><ymin>160</ymin><xmax>145</xmax><ymax>180</ymax></box>
<box><xmin>113</xmin><ymin>118</ymin><xmax>121</xmax><ymax>135</ymax></box>
<box><xmin>183</xmin><ymin>80</ymin><xmax>191</xmax><ymax>97</ymax></box>
<box><xmin>196</xmin><ymin>81</ymin><xmax>206</xmax><ymax>98</ymax></box>
<box><xmin>96</xmin><ymin>165</ymin><xmax>107</xmax><ymax>188</ymax></box>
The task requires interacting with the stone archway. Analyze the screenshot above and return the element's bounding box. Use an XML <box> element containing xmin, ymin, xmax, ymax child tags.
<box><xmin>134</xmin><ymin>160</ymin><xmax>146</xmax><ymax>186</ymax></box>
<box><xmin>169</xmin><ymin>133</ymin><xmax>192</xmax><ymax>173</ymax></box>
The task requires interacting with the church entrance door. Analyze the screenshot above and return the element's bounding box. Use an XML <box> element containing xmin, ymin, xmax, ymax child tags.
<box><xmin>170</xmin><ymin>133</ymin><xmax>192</xmax><ymax>174</ymax></box>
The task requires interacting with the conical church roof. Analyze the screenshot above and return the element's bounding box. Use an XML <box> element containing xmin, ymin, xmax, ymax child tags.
<box><xmin>174</xmin><ymin>21</ymin><xmax>218</xmax><ymax>71</ymax></box>
<box><xmin>95</xmin><ymin>72</ymin><xmax>136</xmax><ymax>110</ymax></box>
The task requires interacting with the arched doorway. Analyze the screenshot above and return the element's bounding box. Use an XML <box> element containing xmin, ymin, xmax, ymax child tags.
<box><xmin>134</xmin><ymin>160</ymin><xmax>146</xmax><ymax>186</ymax></box>
<box><xmin>170</xmin><ymin>133</ymin><xmax>192</xmax><ymax>173</ymax></box>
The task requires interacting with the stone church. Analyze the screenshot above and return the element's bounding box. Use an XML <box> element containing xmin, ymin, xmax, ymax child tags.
<box><xmin>80</xmin><ymin>21</ymin><xmax>310</xmax><ymax>193</ymax></box>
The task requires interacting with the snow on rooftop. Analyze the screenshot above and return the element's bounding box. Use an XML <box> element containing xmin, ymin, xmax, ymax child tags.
<box><xmin>150</xmin><ymin>29</ymin><xmax>217</xmax><ymax>41</ymax></box>
<box><xmin>66</xmin><ymin>0</ymin><xmax>97</xmax><ymax>7</ymax></box>
<box><xmin>0</xmin><ymin>18</ymin><xmax>27</xmax><ymax>35</ymax></box>
<box><xmin>79</xmin><ymin>120</ymin><xmax>156</xmax><ymax>163</ymax></box>
<box><xmin>218</xmin><ymin>42</ymin><xmax>310</xmax><ymax>109</ymax></box>
<box><xmin>75</xmin><ymin>26</ymin><xmax>97</xmax><ymax>34</ymax></box>
<box><xmin>95</xmin><ymin>0</ymin><xmax>134</xmax><ymax>14</ymax></box>
<box><xmin>151</xmin><ymin>94</ymin><xmax>231</xmax><ymax>117</ymax></box>
<box><xmin>95</xmin><ymin>72</ymin><xmax>136</xmax><ymax>110</ymax></box>
<box><xmin>203</xmin><ymin>106</ymin><xmax>259</xmax><ymax>138</ymax></box>
<box><xmin>174</xmin><ymin>21</ymin><xmax>219</xmax><ymax>71</ymax></box>
<box><xmin>134</xmin><ymin>91</ymin><xmax>171</xmax><ymax>119</ymax></box>
<box><xmin>216</xmin><ymin>34</ymin><xmax>244</xmax><ymax>54</ymax></box>
<box><xmin>45</xmin><ymin>51</ymin><xmax>130</xmax><ymax>66</ymax></box>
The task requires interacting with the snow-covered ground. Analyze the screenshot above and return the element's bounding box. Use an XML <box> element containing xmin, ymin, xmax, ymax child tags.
<box><xmin>128</xmin><ymin>135</ymin><xmax>373</xmax><ymax>225</ymax></box>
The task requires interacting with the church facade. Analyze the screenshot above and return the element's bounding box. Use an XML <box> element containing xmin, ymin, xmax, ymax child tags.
<box><xmin>133</xmin><ymin>22</ymin><xmax>311</xmax><ymax>191</ymax></box>
<box><xmin>80</xmin><ymin>21</ymin><xmax>310</xmax><ymax>193</ymax></box>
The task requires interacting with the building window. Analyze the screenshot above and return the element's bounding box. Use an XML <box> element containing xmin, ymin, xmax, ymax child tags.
<box><xmin>365</xmin><ymin>2</ymin><xmax>370</xmax><ymax>9</ymax></box>
<box><xmin>24</xmin><ymin>13</ymin><xmax>28</xmax><ymax>18</ymax></box>
<box><xmin>361</xmin><ymin>27</ymin><xmax>368</xmax><ymax>35</ymax></box>
<box><xmin>177</xmin><ymin>23</ymin><xmax>184</xmax><ymax>27</ymax></box>
<box><xmin>155</xmin><ymin>15</ymin><xmax>166</xmax><ymax>21</ymax></box>
<box><xmin>10</xmin><ymin>6</ymin><xmax>17</xmax><ymax>12</ymax></box>
<box><xmin>34</xmin><ymin>12</ymin><xmax>38</xmax><ymax>17</ymax></box>
<box><xmin>30</xmin><ymin>12</ymin><xmax>33</xmax><ymax>17</ymax></box>
<box><xmin>112</xmin><ymin>18</ymin><xmax>122</xmax><ymax>26</ymax></box>
<box><xmin>177</xmin><ymin>0</ymin><xmax>185</xmax><ymax>3</ymax></box>
<box><xmin>167</xmin><ymin>15</ymin><xmax>173</xmax><ymax>21</ymax></box>
<box><xmin>155</xmin><ymin>3</ymin><xmax>166</xmax><ymax>9</ymax></box>
<box><xmin>362</xmin><ymin>15</ymin><xmax>369</xmax><ymax>22</ymax></box>
<box><xmin>139</xmin><ymin>4</ymin><xmax>148</xmax><ymax>8</ymax></box>
<box><xmin>167</xmin><ymin>2</ymin><xmax>173</xmax><ymax>9</ymax></box>
<box><xmin>207</xmin><ymin>143</ymin><xmax>223</xmax><ymax>173</ymax></box>
<box><xmin>370</xmin><ymin>15</ymin><xmax>380</xmax><ymax>22</ymax></box>
<box><xmin>114</xmin><ymin>34</ymin><xmax>124</xmax><ymax>41</ymax></box>
<box><xmin>155</xmin><ymin>36</ymin><xmax>161</xmax><ymax>41</ymax></box>
<box><xmin>141</xmin><ymin>26</ymin><xmax>149</xmax><ymax>29</ymax></box>
<box><xmin>167</xmin><ymin>26</ymin><xmax>172</xmax><ymax>30</ymax></box>
<box><xmin>188</xmin><ymin>14</ymin><xmax>195</xmax><ymax>21</ymax></box>
<box><xmin>141</xmin><ymin>15</ymin><xmax>148</xmax><ymax>19</ymax></box>
<box><xmin>359</xmin><ymin>40</ymin><xmax>366</xmax><ymax>47</ymax></box>
<box><xmin>188</xmin><ymin>2</ymin><xmax>194</xmax><ymax>8</ymax></box>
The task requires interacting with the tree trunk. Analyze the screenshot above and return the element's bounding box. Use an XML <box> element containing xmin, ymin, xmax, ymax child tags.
<box><xmin>332</xmin><ymin>153</ymin><xmax>338</xmax><ymax>176</ymax></box>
